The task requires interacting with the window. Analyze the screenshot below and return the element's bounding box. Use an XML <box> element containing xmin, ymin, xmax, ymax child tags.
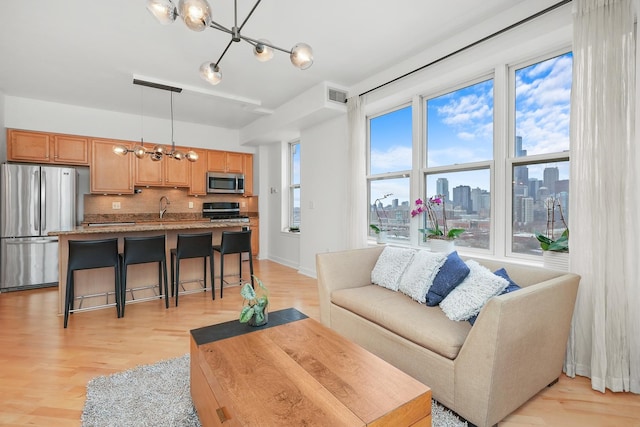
<box><xmin>424</xmin><ymin>78</ymin><xmax>494</xmax><ymax>250</ymax></box>
<box><xmin>368</xmin><ymin>105</ymin><xmax>412</xmax><ymax>242</ymax></box>
<box><xmin>510</xmin><ymin>52</ymin><xmax>572</xmax><ymax>256</ymax></box>
<box><xmin>289</xmin><ymin>141</ymin><xmax>300</xmax><ymax>230</ymax></box>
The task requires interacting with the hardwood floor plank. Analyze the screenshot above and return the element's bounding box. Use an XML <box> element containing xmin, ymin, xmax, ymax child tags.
<box><xmin>0</xmin><ymin>259</ymin><xmax>638</xmax><ymax>426</ymax></box>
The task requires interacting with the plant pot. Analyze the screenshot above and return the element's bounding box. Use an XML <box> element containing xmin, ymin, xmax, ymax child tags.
<box><xmin>428</xmin><ymin>238</ymin><xmax>455</xmax><ymax>254</ymax></box>
<box><xmin>542</xmin><ymin>251</ymin><xmax>569</xmax><ymax>272</ymax></box>
<box><xmin>376</xmin><ymin>231</ymin><xmax>388</xmax><ymax>244</ymax></box>
<box><xmin>248</xmin><ymin>305</ymin><xmax>268</xmax><ymax>327</ymax></box>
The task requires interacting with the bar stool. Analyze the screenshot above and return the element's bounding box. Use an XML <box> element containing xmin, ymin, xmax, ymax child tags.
<box><xmin>64</xmin><ymin>238</ymin><xmax>121</xmax><ymax>328</ymax></box>
<box><xmin>119</xmin><ymin>235</ymin><xmax>169</xmax><ymax>317</ymax></box>
<box><xmin>170</xmin><ymin>232</ymin><xmax>214</xmax><ymax>307</ymax></box>
<box><xmin>212</xmin><ymin>230</ymin><xmax>253</xmax><ymax>298</ymax></box>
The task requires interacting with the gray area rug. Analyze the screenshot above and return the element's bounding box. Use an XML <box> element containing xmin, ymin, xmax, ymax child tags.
<box><xmin>82</xmin><ymin>354</ymin><xmax>467</xmax><ymax>427</ymax></box>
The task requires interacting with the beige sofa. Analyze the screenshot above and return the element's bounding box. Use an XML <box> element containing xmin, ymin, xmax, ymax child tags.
<box><xmin>316</xmin><ymin>246</ymin><xmax>580</xmax><ymax>427</ymax></box>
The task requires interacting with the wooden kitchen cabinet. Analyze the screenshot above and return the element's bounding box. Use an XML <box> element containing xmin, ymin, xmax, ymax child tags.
<box><xmin>188</xmin><ymin>148</ymin><xmax>208</xmax><ymax>196</ymax></box>
<box><xmin>243</xmin><ymin>153</ymin><xmax>254</xmax><ymax>196</ymax></box>
<box><xmin>7</xmin><ymin>129</ymin><xmax>89</xmax><ymax>165</ymax></box>
<box><xmin>134</xmin><ymin>144</ymin><xmax>191</xmax><ymax>188</ymax></box>
<box><xmin>90</xmin><ymin>139</ymin><xmax>134</xmax><ymax>194</ymax></box>
<box><xmin>207</xmin><ymin>150</ymin><xmax>244</xmax><ymax>173</ymax></box>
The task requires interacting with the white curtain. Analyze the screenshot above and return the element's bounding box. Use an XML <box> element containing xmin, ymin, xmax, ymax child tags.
<box><xmin>346</xmin><ymin>95</ymin><xmax>368</xmax><ymax>249</ymax></box>
<box><xmin>565</xmin><ymin>0</ymin><xmax>640</xmax><ymax>393</ymax></box>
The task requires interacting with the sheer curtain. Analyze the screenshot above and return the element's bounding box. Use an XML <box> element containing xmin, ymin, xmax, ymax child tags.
<box><xmin>346</xmin><ymin>95</ymin><xmax>368</xmax><ymax>249</ymax></box>
<box><xmin>565</xmin><ymin>0</ymin><xmax>640</xmax><ymax>393</ymax></box>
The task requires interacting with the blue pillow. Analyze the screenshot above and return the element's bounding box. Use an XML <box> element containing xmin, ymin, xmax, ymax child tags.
<box><xmin>426</xmin><ymin>251</ymin><xmax>470</xmax><ymax>306</ymax></box>
<box><xmin>468</xmin><ymin>268</ymin><xmax>521</xmax><ymax>325</ymax></box>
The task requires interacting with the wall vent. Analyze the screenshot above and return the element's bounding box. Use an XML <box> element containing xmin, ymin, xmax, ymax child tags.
<box><xmin>327</xmin><ymin>87</ymin><xmax>347</xmax><ymax>104</ymax></box>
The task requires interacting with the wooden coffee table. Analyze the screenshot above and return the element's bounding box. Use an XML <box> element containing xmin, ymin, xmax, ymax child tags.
<box><xmin>190</xmin><ymin>308</ymin><xmax>431</xmax><ymax>426</ymax></box>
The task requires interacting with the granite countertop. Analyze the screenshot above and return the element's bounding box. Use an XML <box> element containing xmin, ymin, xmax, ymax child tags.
<box><xmin>49</xmin><ymin>220</ymin><xmax>250</xmax><ymax>236</ymax></box>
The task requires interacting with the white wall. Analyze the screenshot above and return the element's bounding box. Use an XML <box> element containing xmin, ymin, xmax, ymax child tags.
<box><xmin>298</xmin><ymin>115</ymin><xmax>349</xmax><ymax>276</ymax></box>
<box><xmin>4</xmin><ymin>96</ymin><xmax>248</xmax><ymax>153</ymax></box>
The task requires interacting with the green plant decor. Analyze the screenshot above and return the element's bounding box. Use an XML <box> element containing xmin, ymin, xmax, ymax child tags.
<box><xmin>239</xmin><ymin>276</ymin><xmax>269</xmax><ymax>325</ymax></box>
<box><xmin>369</xmin><ymin>224</ymin><xmax>381</xmax><ymax>235</ymax></box>
<box><xmin>535</xmin><ymin>196</ymin><xmax>569</xmax><ymax>253</ymax></box>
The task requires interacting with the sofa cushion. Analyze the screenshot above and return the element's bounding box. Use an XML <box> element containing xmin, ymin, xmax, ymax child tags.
<box><xmin>426</xmin><ymin>251</ymin><xmax>470</xmax><ymax>306</ymax></box>
<box><xmin>440</xmin><ymin>260</ymin><xmax>509</xmax><ymax>321</ymax></box>
<box><xmin>331</xmin><ymin>285</ymin><xmax>471</xmax><ymax>360</ymax></box>
<box><xmin>398</xmin><ymin>250</ymin><xmax>447</xmax><ymax>303</ymax></box>
<box><xmin>468</xmin><ymin>268</ymin><xmax>522</xmax><ymax>325</ymax></box>
<box><xmin>371</xmin><ymin>246</ymin><xmax>416</xmax><ymax>291</ymax></box>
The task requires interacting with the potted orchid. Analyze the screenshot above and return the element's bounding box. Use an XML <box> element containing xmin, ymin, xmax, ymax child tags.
<box><xmin>535</xmin><ymin>196</ymin><xmax>569</xmax><ymax>271</ymax></box>
<box><xmin>370</xmin><ymin>193</ymin><xmax>393</xmax><ymax>244</ymax></box>
<box><xmin>412</xmin><ymin>196</ymin><xmax>464</xmax><ymax>251</ymax></box>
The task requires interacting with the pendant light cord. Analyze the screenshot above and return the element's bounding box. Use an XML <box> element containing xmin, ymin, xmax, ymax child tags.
<box><xmin>170</xmin><ymin>91</ymin><xmax>175</xmax><ymax>152</ymax></box>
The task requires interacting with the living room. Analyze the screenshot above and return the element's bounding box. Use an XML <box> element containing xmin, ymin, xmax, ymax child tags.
<box><xmin>1</xmin><ymin>0</ymin><xmax>639</xmax><ymax>425</ymax></box>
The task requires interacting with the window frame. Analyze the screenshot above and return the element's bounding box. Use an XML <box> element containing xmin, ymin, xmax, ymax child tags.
<box><xmin>288</xmin><ymin>140</ymin><xmax>300</xmax><ymax>231</ymax></box>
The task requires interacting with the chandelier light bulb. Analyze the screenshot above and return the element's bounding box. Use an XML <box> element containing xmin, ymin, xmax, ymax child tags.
<box><xmin>199</xmin><ymin>62</ymin><xmax>222</xmax><ymax>85</ymax></box>
<box><xmin>146</xmin><ymin>0</ymin><xmax>177</xmax><ymax>25</ymax></box>
<box><xmin>113</xmin><ymin>145</ymin><xmax>129</xmax><ymax>156</ymax></box>
<box><xmin>185</xmin><ymin>150</ymin><xmax>199</xmax><ymax>162</ymax></box>
<box><xmin>132</xmin><ymin>145</ymin><xmax>147</xmax><ymax>159</ymax></box>
<box><xmin>290</xmin><ymin>43</ymin><xmax>313</xmax><ymax>70</ymax></box>
<box><xmin>178</xmin><ymin>0</ymin><xmax>212</xmax><ymax>32</ymax></box>
<box><xmin>254</xmin><ymin>39</ymin><xmax>274</xmax><ymax>62</ymax></box>
<box><xmin>172</xmin><ymin>149</ymin><xmax>185</xmax><ymax>160</ymax></box>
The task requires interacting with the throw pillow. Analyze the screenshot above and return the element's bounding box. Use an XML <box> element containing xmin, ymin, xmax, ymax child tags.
<box><xmin>468</xmin><ymin>268</ymin><xmax>522</xmax><ymax>325</ymax></box>
<box><xmin>398</xmin><ymin>250</ymin><xmax>447</xmax><ymax>303</ymax></box>
<box><xmin>426</xmin><ymin>251</ymin><xmax>470</xmax><ymax>306</ymax></box>
<box><xmin>439</xmin><ymin>260</ymin><xmax>509</xmax><ymax>321</ymax></box>
<box><xmin>371</xmin><ymin>246</ymin><xmax>416</xmax><ymax>291</ymax></box>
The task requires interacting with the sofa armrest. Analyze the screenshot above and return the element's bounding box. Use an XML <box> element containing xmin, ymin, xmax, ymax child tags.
<box><xmin>453</xmin><ymin>272</ymin><xmax>580</xmax><ymax>426</ymax></box>
<box><xmin>316</xmin><ymin>246</ymin><xmax>385</xmax><ymax>327</ymax></box>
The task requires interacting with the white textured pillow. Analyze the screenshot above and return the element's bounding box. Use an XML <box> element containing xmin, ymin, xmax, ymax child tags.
<box><xmin>398</xmin><ymin>250</ymin><xmax>447</xmax><ymax>303</ymax></box>
<box><xmin>371</xmin><ymin>247</ymin><xmax>416</xmax><ymax>291</ymax></box>
<box><xmin>440</xmin><ymin>260</ymin><xmax>509</xmax><ymax>321</ymax></box>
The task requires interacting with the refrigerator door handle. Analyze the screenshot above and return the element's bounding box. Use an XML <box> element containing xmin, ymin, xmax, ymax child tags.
<box><xmin>32</xmin><ymin>170</ymin><xmax>40</xmax><ymax>232</ymax></box>
<box><xmin>41</xmin><ymin>169</ymin><xmax>46</xmax><ymax>231</ymax></box>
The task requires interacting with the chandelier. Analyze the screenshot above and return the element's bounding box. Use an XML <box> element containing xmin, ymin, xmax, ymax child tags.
<box><xmin>145</xmin><ymin>0</ymin><xmax>314</xmax><ymax>85</ymax></box>
<box><xmin>113</xmin><ymin>79</ymin><xmax>199</xmax><ymax>162</ymax></box>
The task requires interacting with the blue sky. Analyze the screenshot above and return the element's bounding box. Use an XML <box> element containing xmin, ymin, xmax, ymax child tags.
<box><xmin>369</xmin><ymin>52</ymin><xmax>572</xmax><ymax>205</ymax></box>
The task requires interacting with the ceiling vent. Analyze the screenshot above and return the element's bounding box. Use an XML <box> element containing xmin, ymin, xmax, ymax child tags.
<box><xmin>327</xmin><ymin>87</ymin><xmax>347</xmax><ymax>104</ymax></box>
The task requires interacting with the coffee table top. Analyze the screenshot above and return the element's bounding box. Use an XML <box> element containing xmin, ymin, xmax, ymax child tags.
<box><xmin>191</xmin><ymin>308</ymin><xmax>431</xmax><ymax>426</ymax></box>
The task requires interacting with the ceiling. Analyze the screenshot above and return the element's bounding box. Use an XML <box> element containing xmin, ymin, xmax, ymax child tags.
<box><xmin>0</xmin><ymin>0</ymin><xmax>561</xmax><ymax>130</ymax></box>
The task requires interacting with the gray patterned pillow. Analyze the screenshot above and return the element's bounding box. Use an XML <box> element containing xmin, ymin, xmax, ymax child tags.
<box><xmin>398</xmin><ymin>250</ymin><xmax>447</xmax><ymax>303</ymax></box>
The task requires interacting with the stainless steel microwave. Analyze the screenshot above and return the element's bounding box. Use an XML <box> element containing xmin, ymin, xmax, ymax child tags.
<box><xmin>206</xmin><ymin>172</ymin><xmax>245</xmax><ymax>194</ymax></box>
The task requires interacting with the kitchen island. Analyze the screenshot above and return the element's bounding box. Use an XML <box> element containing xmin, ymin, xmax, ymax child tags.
<box><xmin>50</xmin><ymin>221</ymin><xmax>249</xmax><ymax>315</ymax></box>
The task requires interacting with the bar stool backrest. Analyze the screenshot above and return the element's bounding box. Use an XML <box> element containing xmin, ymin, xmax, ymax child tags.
<box><xmin>68</xmin><ymin>238</ymin><xmax>119</xmax><ymax>271</ymax></box>
<box><xmin>176</xmin><ymin>232</ymin><xmax>213</xmax><ymax>259</ymax></box>
<box><xmin>123</xmin><ymin>235</ymin><xmax>166</xmax><ymax>265</ymax></box>
<box><xmin>219</xmin><ymin>230</ymin><xmax>252</xmax><ymax>255</ymax></box>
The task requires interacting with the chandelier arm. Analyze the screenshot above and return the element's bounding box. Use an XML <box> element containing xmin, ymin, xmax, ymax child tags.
<box><xmin>238</xmin><ymin>0</ymin><xmax>263</xmax><ymax>31</ymax></box>
<box><xmin>215</xmin><ymin>39</ymin><xmax>235</xmax><ymax>68</ymax></box>
<box><xmin>209</xmin><ymin>20</ymin><xmax>233</xmax><ymax>35</ymax></box>
<box><xmin>239</xmin><ymin>34</ymin><xmax>291</xmax><ymax>54</ymax></box>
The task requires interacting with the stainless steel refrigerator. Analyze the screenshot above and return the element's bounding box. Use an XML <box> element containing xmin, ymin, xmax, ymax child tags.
<box><xmin>1</xmin><ymin>164</ymin><xmax>76</xmax><ymax>291</ymax></box>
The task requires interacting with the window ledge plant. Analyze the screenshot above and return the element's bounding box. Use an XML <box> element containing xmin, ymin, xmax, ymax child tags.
<box><xmin>535</xmin><ymin>196</ymin><xmax>569</xmax><ymax>253</ymax></box>
<box><xmin>412</xmin><ymin>195</ymin><xmax>465</xmax><ymax>240</ymax></box>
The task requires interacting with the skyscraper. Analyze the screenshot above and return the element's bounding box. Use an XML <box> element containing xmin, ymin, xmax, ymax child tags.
<box><xmin>437</xmin><ymin>178</ymin><xmax>449</xmax><ymax>202</ymax></box>
<box><xmin>453</xmin><ymin>185</ymin><xmax>472</xmax><ymax>214</ymax></box>
<box><xmin>543</xmin><ymin>167</ymin><xmax>559</xmax><ymax>193</ymax></box>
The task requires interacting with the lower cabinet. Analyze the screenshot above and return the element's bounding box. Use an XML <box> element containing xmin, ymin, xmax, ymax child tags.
<box><xmin>250</xmin><ymin>218</ymin><xmax>259</xmax><ymax>257</ymax></box>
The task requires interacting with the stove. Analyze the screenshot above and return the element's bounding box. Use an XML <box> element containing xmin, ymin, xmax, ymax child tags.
<box><xmin>202</xmin><ymin>202</ymin><xmax>249</xmax><ymax>223</ymax></box>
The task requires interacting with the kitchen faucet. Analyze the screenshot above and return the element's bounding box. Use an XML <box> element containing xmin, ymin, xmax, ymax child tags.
<box><xmin>159</xmin><ymin>196</ymin><xmax>170</xmax><ymax>219</ymax></box>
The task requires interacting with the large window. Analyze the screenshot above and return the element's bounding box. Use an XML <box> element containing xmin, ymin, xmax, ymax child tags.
<box><xmin>289</xmin><ymin>141</ymin><xmax>300</xmax><ymax>230</ymax></box>
<box><xmin>424</xmin><ymin>78</ymin><xmax>494</xmax><ymax>250</ymax></box>
<box><xmin>511</xmin><ymin>52</ymin><xmax>572</xmax><ymax>256</ymax></box>
<box><xmin>368</xmin><ymin>105</ymin><xmax>412</xmax><ymax>242</ymax></box>
<box><xmin>366</xmin><ymin>48</ymin><xmax>572</xmax><ymax>261</ymax></box>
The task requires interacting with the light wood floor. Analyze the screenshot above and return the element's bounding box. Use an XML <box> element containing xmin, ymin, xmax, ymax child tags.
<box><xmin>0</xmin><ymin>259</ymin><xmax>638</xmax><ymax>426</ymax></box>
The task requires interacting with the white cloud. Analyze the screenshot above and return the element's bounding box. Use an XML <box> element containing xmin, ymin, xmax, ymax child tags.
<box><xmin>370</xmin><ymin>145</ymin><xmax>412</xmax><ymax>174</ymax></box>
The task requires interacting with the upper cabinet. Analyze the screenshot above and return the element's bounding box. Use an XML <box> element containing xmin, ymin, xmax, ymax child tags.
<box><xmin>134</xmin><ymin>144</ymin><xmax>190</xmax><ymax>188</ymax></box>
<box><xmin>188</xmin><ymin>148</ymin><xmax>208</xmax><ymax>196</ymax></box>
<box><xmin>7</xmin><ymin>129</ymin><xmax>89</xmax><ymax>165</ymax></box>
<box><xmin>207</xmin><ymin>150</ymin><xmax>244</xmax><ymax>173</ymax></box>
<box><xmin>90</xmin><ymin>139</ymin><xmax>134</xmax><ymax>194</ymax></box>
